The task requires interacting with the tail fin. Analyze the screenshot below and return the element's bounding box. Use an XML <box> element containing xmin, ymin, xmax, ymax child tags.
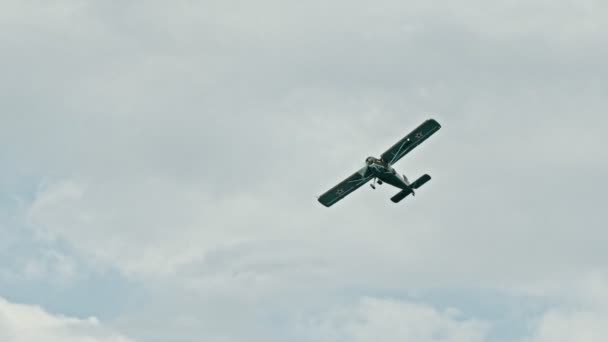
<box><xmin>390</xmin><ymin>174</ymin><xmax>431</xmax><ymax>203</ymax></box>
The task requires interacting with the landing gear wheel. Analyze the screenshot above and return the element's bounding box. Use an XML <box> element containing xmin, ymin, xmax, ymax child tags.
<box><xmin>370</xmin><ymin>184</ymin><xmax>376</xmax><ymax>190</ymax></box>
<box><xmin>377</xmin><ymin>180</ymin><xmax>383</xmax><ymax>185</ymax></box>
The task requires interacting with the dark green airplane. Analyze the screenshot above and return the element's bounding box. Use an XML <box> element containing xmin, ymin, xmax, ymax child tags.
<box><xmin>318</xmin><ymin>119</ymin><xmax>441</xmax><ymax>207</ymax></box>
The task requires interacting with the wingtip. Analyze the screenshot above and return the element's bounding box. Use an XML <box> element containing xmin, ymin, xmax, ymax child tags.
<box><xmin>318</xmin><ymin>200</ymin><xmax>332</xmax><ymax>208</ymax></box>
<box><xmin>428</xmin><ymin>118</ymin><xmax>441</xmax><ymax>126</ymax></box>
<box><xmin>316</xmin><ymin>196</ymin><xmax>329</xmax><ymax>207</ymax></box>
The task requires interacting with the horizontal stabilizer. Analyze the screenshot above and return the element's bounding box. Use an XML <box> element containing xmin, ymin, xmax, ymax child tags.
<box><xmin>411</xmin><ymin>174</ymin><xmax>431</xmax><ymax>189</ymax></box>
<box><xmin>390</xmin><ymin>174</ymin><xmax>432</xmax><ymax>203</ymax></box>
<box><xmin>390</xmin><ymin>188</ymin><xmax>413</xmax><ymax>203</ymax></box>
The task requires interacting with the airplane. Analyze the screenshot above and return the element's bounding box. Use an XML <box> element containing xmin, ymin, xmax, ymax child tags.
<box><xmin>318</xmin><ymin>118</ymin><xmax>441</xmax><ymax>207</ymax></box>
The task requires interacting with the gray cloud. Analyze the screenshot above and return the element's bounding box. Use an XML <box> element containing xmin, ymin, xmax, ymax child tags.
<box><xmin>2</xmin><ymin>0</ymin><xmax>608</xmax><ymax>341</ymax></box>
<box><xmin>0</xmin><ymin>297</ymin><xmax>134</xmax><ymax>342</ymax></box>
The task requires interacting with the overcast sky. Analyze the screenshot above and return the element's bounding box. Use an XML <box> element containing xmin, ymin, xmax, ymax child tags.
<box><xmin>1</xmin><ymin>0</ymin><xmax>608</xmax><ymax>341</ymax></box>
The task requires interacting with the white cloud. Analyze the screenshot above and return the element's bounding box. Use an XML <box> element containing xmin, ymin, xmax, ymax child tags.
<box><xmin>0</xmin><ymin>297</ymin><xmax>134</xmax><ymax>342</ymax></box>
<box><xmin>531</xmin><ymin>309</ymin><xmax>608</xmax><ymax>342</ymax></box>
<box><xmin>26</xmin><ymin>178</ymin><xmax>295</xmax><ymax>277</ymax></box>
<box><xmin>512</xmin><ymin>272</ymin><xmax>608</xmax><ymax>342</ymax></box>
<box><xmin>3</xmin><ymin>0</ymin><xmax>608</xmax><ymax>341</ymax></box>
<box><xmin>306</xmin><ymin>297</ymin><xmax>489</xmax><ymax>342</ymax></box>
<box><xmin>23</xmin><ymin>250</ymin><xmax>76</xmax><ymax>282</ymax></box>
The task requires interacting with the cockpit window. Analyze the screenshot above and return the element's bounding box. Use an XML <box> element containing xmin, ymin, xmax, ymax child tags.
<box><xmin>366</xmin><ymin>157</ymin><xmax>384</xmax><ymax>165</ymax></box>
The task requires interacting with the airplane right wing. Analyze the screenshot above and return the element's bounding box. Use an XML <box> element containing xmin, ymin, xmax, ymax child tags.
<box><xmin>380</xmin><ymin>119</ymin><xmax>441</xmax><ymax>165</ymax></box>
<box><xmin>318</xmin><ymin>166</ymin><xmax>374</xmax><ymax>207</ymax></box>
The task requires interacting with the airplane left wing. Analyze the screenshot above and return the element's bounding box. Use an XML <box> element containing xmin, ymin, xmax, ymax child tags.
<box><xmin>381</xmin><ymin>119</ymin><xmax>441</xmax><ymax>165</ymax></box>
<box><xmin>318</xmin><ymin>167</ymin><xmax>374</xmax><ymax>207</ymax></box>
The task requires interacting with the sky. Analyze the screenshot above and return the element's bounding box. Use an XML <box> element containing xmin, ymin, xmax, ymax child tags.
<box><xmin>1</xmin><ymin>0</ymin><xmax>608</xmax><ymax>341</ymax></box>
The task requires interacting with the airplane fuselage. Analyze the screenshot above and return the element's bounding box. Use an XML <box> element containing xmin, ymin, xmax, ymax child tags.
<box><xmin>318</xmin><ymin>119</ymin><xmax>440</xmax><ymax>207</ymax></box>
<box><xmin>365</xmin><ymin>157</ymin><xmax>411</xmax><ymax>190</ymax></box>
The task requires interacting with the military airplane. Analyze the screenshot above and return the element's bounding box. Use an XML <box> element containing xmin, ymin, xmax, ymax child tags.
<box><xmin>318</xmin><ymin>119</ymin><xmax>441</xmax><ymax>207</ymax></box>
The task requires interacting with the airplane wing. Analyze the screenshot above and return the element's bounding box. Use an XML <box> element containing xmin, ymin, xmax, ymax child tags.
<box><xmin>318</xmin><ymin>166</ymin><xmax>374</xmax><ymax>207</ymax></box>
<box><xmin>380</xmin><ymin>119</ymin><xmax>441</xmax><ymax>165</ymax></box>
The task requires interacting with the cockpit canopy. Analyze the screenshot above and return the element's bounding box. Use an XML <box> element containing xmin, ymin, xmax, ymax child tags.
<box><xmin>365</xmin><ymin>156</ymin><xmax>383</xmax><ymax>165</ymax></box>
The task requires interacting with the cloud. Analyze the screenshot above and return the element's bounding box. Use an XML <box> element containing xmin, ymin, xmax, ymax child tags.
<box><xmin>306</xmin><ymin>297</ymin><xmax>489</xmax><ymax>342</ymax></box>
<box><xmin>3</xmin><ymin>0</ymin><xmax>608</xmax><ymax>341</ymax></box>
<box><xmin>531</xmin><ymin>309</ymin><xmax>608</xmax><ymax>342</ymax></box>
<box><xmin>525</xmin><ymin>272</ymin><xmax>608</xmax><ymax>342</ymax></box>
<box><xmin>0</xmin><ymin>297</ymin><xmax>133</xmax><ymax>342</ymax></box>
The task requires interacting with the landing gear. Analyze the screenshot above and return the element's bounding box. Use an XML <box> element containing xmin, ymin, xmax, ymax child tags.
<box><xmin>370</xmin><ymin>177</ymin><xmax>383</xmax><ymax>190</ymax></box>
